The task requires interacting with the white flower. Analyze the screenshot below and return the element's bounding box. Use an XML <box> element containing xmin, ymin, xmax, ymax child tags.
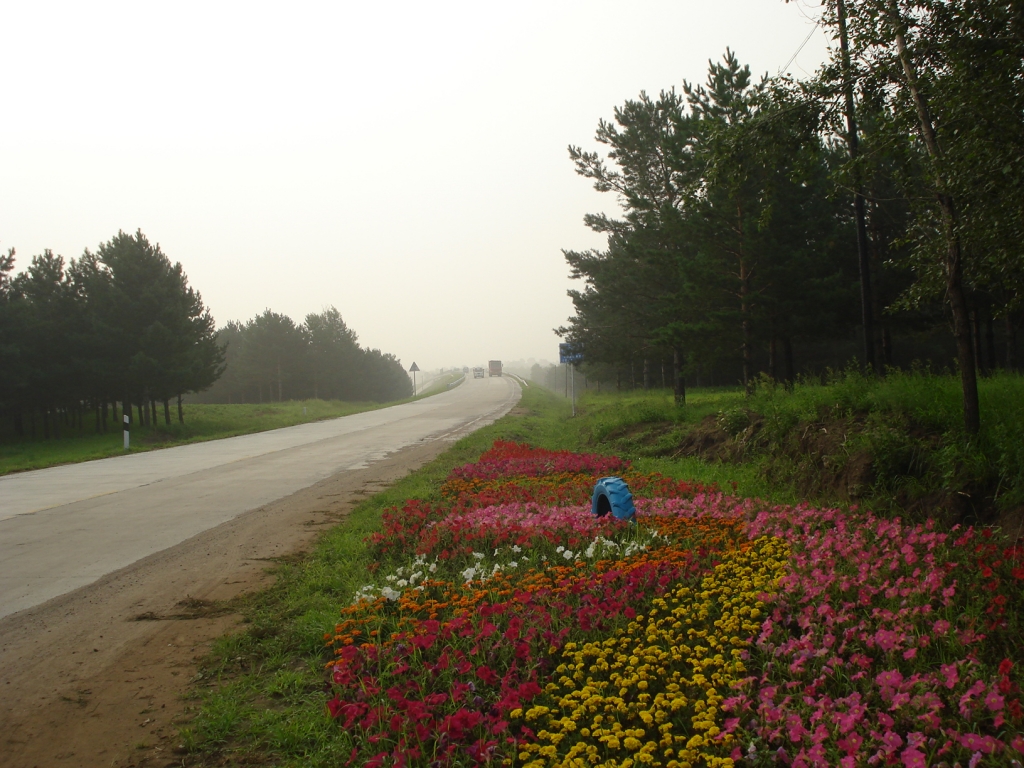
<box><xmin>493</xmin><ymin>548</ymin><xmax>499</xmax><ymax>556</ymax></box>
<box><xmin>386</xmin><ymin>574</ymin><xmax>397</xmax><ymax>582</ymax></box>
<box><xmin>428</xmin><ymin>562</ymin><xmax>437</xmax><ymax>573</ymax></box>
<box><xmin>381</xmin><ymin>587</ymin><xmax>401</xmax><ymax>601</ymax></box>
<box><xmin>473</xmin><ymin>552</ymin><xmax>485</xmax><ymax>560</ymax></box>
<box><xmin>509</xmin><ymin>560</ymin><xmax>518</xmax><ymax>568</ymax></box>
<box><xmin>396</xmin><ymin>579</ymin><xmax>409</xmax><ymax>588</ymax></box>
<box><xmin>563</xmin><ymin>550</ymin><xmax>574</xmax><ymax>560</ymax></box>
<box><xmin>556</xmin><ymin>545</ymin><xmax>565</xmax><ymax>553</ymax></box>
<box><xmin>461</xmin><ymin>566</ymin><xmax>477</xmax><ymax>582</ymax></box>
<box><xmin>512</xmin><ymin>545</ymin><xmax>522</xmax><ymax>553</ymax></box>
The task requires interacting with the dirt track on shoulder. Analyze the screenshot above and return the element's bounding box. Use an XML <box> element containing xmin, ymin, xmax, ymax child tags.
<box><xmin>0</xmin><ymin>439</ymin><xmax>451</xmax><ymax>768</ymax></box>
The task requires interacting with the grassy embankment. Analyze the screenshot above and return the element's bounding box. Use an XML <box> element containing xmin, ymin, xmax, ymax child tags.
<box><xmin>417</xmin><ymin>371</ymin><xmax>465</xmax><ymax>396</ymax></box>
<box><xmin>168</xmin><ymin>372</ymin><xmax>1023</xmax><ymax>765</ymax></box>
<box><xmin>0</xmin><ymin>372</ymin><xmax>474</xmax><ymax>476</ymax></box>
<box><xmin>0</xmin><ymin>399</ymin><xmax>391</xmax><ymax>475</ymax></box>
<box><xmin>581</xmin><ymin>369</ymin><xmax>1024</xmax><ymax>529</ymax></box>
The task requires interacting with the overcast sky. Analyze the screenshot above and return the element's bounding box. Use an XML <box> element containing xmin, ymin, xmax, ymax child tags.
<box><xmin>1</xmin><ymin>0</ymin><xmax>829</xmax><ymax>371</ymax></box>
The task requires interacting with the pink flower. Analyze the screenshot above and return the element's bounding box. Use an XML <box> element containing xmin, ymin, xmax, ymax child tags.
<box><xmin>1011</xmin><ymin>734</ymin><xmax>1024</xmax><ymax>754</ymax></box>
<box><xmin>874</xmin><ymin>629</ymin><xmax>902</xmax><ymax>652</ymax></box>
<box><xmin>900</xmin><ymin>747</ymin><xmax>926</xmax><ymax>768</ymax></box>
<box><xmin>984</xmin><ymin>690</ymin><xmax>1004</xmax><ymax>712</ymax></box>
<box><xmin>940</xmin><ymin>663</ymin><xmax>959</xmax><ymax>689</ymax></box>
<box><xmin>959</xmin><ymin>732</ymin><xmax>1000</xmax><ymax>754</ymax></box>
<box><xmin>838</xmin><ymin>732</ymin><xmax>864</xmax><ymax>755</ymax></box>
<box><xmin>881</xmin><ymin>730</ymin><xmax>904</xmax><ymax>754</ymax></box>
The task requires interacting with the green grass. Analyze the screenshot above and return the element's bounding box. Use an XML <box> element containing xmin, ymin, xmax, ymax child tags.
<box><xmin>567</xmin><ymin>369</ymin><xmax>1024</xmax><ymax>520</ymax></box>
<box><xmin>417</xmin><ymin>372</ymin><xmax>465</xmax><ymax>396</ymax></box>
<box><xmin>1</xmin><ymin>378</ymin><xmax>496</xmax><ymax>476</ymax></box>
<box><xmin>0</xmin><ymin>399</ymin><xmax>392</xmax><ymax>475</ymax></box>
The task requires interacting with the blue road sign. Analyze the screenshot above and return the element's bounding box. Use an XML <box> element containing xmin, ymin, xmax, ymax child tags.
<box><xmin>559</xmin><ymin>343</ymin><xmax>583</xmax><ymax>364</ymax></box>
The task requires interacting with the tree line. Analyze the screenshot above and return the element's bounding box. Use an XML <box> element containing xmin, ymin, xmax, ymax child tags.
<box><xmin>0</xmin><ymin>230</ymin><xmax>222</xmax><ymax>438</ymax></box>
<box><xmin>558</xmin><ymin>0</ymin><xmax>1023</xmax><ymax>434</ymax></box>
<box><xmin>1</xmin><ymin>230</ymin><xmax>412</xmax><ymax>440</ymax></box>
<box><xmin>189</xmin><ymin>307</ymin><xmax>412</xmax><ymax>405</ymax></box>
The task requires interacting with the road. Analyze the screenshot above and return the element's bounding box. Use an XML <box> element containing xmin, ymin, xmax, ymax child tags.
<box><xmin>0</xmin><ymin>374</ymin><xmax>520</xmax><ymax>620</ymax></box>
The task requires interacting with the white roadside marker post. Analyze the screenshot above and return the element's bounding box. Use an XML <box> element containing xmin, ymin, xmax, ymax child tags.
<box><xmin>123</xmin><ymin>413</ymin><xmax>130</xmax><ymax>450</ymax></box>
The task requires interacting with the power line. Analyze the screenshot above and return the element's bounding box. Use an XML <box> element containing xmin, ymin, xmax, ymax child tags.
<box><xmin>778</xmin><ymin>20</ymin><xmax>822</xmax><ymax>76</ymax></box>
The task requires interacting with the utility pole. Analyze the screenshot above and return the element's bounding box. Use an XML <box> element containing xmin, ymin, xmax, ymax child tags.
<box><xmin>836</xmin><ymin>0</ymin><xmax>879</xmax><ymax>375</ymax></box>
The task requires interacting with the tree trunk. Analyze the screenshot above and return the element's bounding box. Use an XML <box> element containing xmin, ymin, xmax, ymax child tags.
<box><xmin>986</xmin><ymin>313</ymin><xmax>996</xmax><ymax>371</ymax></box>
<box><xmin>1007</xmin><ymin>314</ymin><xmax>1018</xmax><ymax>372</ymax></box>
<box><xmin>163</xmin><ymin>399</ymin><xmax>171</xmax><ymax>425</ymax></box>
<box><xmin>891</xmin><ymin>11</ymin><xmax>980</xmax><ymax>435</ymax></box>
<box><xmin>737</xmin><ymin>204</ymin><xmax>753</xmax><ymax>394</ymax></box>
<box><xmin>672</xmin><ymin>347</ymin><xmax>686</xmax><ymax>405</ymax></box>
<box><xmin>642</xmin><ymin>358</ymin><xmax>650</xmax><ymax>390</ymax></box>
<box><xmin>44</xmin><ymin>409</ymin><xmax>50</xmax><ymax>440</ymax></box>
<box><xmin>769</xmin><ymin>335</ymin><xmax>778</xmax><ymax>382</ymax></box>
<box><xmin>137</xmin><ymin>401</ymin><xmax>145</xmax><ymax>427</ymax></box>
<box><xmin>101</xmin><ymin>400</ymin><xmax>108</xmax><ymax>433</ymax></box>
<box><xmin>868</xmin><ymin>201</ymin><xmax>888</xmax><ymax>372</ymax></box>
<box><xmin>178</xmin><ymin>394</ymin><xmax>184</xmax><ymax>424</ymax></box>
<box><xmin>837</xmin><ymin>0</ymin><xmax>879</xmax><ymax>375</ymax></box>
<box><xmin>970</xmin><ymin>308</ymin><xmax>986</xmax><ymax>377</ymax></box>
<box><xmin>783</xmin><ymin>336</ymin><xmax>795</xmax><ymax>389</ymax></box>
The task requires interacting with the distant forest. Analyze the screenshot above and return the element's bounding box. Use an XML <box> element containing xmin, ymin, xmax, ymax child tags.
<box><xmin>0</xmin><ymin>230</ymin><xmax>410</xmax><ymax>439</ymax></box>
<box><xmin>559</xmin><ymin>1</ymin><xmax>1024</xmax><ymax>434</ymax></box>
<box><xmin>189</xmin><ymin>307</ymin><xmax>412</xmax><ymax>405</ymax></box>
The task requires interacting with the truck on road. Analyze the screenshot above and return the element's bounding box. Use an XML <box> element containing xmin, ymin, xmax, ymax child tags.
<box><xmin>488</xmin><ymin>360</ymin><xmax>502</xmax><ymax>377</ymax></box>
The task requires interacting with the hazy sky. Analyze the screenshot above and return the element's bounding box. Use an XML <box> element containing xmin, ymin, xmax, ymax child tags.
<box><xmin>1</xmin><ymin>1</ymin><xmax>829</xmax><ymax>371</ymax></box>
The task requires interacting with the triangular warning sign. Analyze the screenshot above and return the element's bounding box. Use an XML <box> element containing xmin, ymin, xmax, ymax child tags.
<box><xmin>409</xmin><ymin>362</ymin><xmax>420</xmax><ymax>372</ymax></box>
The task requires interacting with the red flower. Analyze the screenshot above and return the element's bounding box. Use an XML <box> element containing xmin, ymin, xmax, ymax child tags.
<box><xmin>476</xmin><ymin>665</ymin><xmax>500</xmax><ymax>686</ymax></box>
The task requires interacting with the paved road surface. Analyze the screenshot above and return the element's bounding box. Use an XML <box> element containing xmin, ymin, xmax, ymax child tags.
<box><xmin>0</xmin><ymin>375</ymin><xmax>519</xmax><ymax>619</ymax></box>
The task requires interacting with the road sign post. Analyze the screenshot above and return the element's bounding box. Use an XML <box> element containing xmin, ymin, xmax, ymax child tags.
<box><xmin>409</xmin><ymin>362</ymin><xmax>420</xmax><ymax>396</ymax></box>
<box><xmin>123</xmin><ymin>413</ymin><xmax>130</xmax><ymax>450</ymax></box>
<box><xmin>559</xmin><ymin>343</ymin><xmax>584</xmax><ymax>417</ymax></box>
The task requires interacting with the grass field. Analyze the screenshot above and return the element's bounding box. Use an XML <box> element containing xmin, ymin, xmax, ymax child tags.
<box><xmin>566</xmin><ymin>369</ymin><xmax>1024</xmax><ymax>522</ymax></box>
<box><xmin>0</xmin><ymin>399</ymin><xmax>392</xmax><ymax>476</ymax></box>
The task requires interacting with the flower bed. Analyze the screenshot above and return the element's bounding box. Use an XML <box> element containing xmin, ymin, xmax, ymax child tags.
<box><xmin>327</xmin><ymin>442</ymin><xmax>1023</xmax><ymax>767</ymax></box>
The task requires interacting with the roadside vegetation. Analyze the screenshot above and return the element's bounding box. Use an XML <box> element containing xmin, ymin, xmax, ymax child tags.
<box><xmin>573</xmin><ymin>369</ymin><xmax>1024</xmax><ymax>531</ymax></box>
<box><xmin>0</xmin><ymin>399</ymin><xmax>391</xmax><ymax>475</ymax></box>
<box><xmin>174</xmin><ymin>374</ymin><xmax>1024</xmax><ymax>766</ymax></box>
<box><xmin>417</xmin><ymin>371</ymin><xmax>466</xmax><ymax>397</ymax></box>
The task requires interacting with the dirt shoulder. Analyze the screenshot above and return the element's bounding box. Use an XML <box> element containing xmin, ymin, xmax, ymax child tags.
<box><xmin>0</xmin><ymin>439</ymin><xmax>453</xmax><ymax>768</ymax></box>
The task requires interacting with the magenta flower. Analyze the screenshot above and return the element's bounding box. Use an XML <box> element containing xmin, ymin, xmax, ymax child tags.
<box><xmin>900</xmin><ymin>747</ymin><xmax>926</xmax><ymax>768</ymax></box>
